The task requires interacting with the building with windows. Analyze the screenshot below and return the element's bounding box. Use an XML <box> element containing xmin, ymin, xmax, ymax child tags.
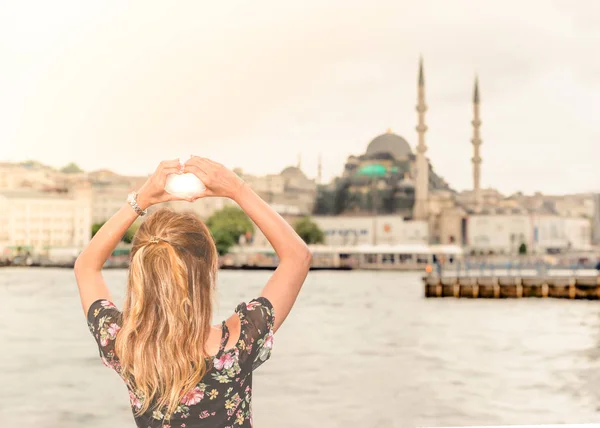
<box><xmin>466</xmin><ymin>211</ymin><xmax>591</xmax><ymax>254</ymax></box>
<box><xmin>312</xmin><ymin>215</ymin><xmax>428</xmax><ymax>246</ymax></box>
<box><xmin>237</xmin><ymin>166</ymin><xmax>317</xmax><ymax>216</ymax></box>
<box><xmin>88</xmin><ymin>169</ymin><xmax>148</xmax><ymax>224</ymax></box>
<box><xmin>0</xmin><ymin>183</ymin><xmax>92</xmax><ymax>254</ymax></box>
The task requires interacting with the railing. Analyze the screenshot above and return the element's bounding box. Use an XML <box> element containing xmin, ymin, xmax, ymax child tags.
<box><xmin>438</xmin><ymin>257</ymin><xmax>599</xmax><ymax>278</ymax></box>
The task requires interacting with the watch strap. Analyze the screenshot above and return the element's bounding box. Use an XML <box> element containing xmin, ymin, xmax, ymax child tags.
<box><xmin>128</xmin><ymin>192</ymin><xmax>148</xmax><ymax>216</ymax></box>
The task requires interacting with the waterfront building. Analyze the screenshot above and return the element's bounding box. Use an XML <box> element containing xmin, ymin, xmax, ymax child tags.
<box><xmin>312</xmin><ymin>215</ymin><xmax>428</xmax><ymax>246</ymax></box>
<box><xmin>467</xmin><ymin>211</ymin><xmax>591</xmax><ymax>255</ymax></box>
<box><xmin>88</xmin><ymin>169</ymin><xmax>148</xmax><ymax>224</ymax></box>
<box><xmin>508</xmin><ymin>192</ymin><xmax>596</xmax><ymax>219</ymax></box>
<box><xmin>0</xmin><ymin>183</ymin><xmax>93</xmax><ymax>254</ymax></box>
<box><xmin>248</xmin><ymin>213</ymin><xmax>428</xmax><ymax>249</ymax></box>
<box><xmin>237</xmin><ymin>165</ymin><xmax>317</xmax><ymax>216</ymax></box>
<box><xmin>224</xmin><ymin>242</ymin><xmax>462</xmax><ymax>271</ymax></box>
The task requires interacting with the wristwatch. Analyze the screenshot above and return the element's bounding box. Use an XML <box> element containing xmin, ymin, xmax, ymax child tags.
<box><xmin>127</xmin><ymin>191</ymin><xmax>148</xmax><ymax>216</ymax></box>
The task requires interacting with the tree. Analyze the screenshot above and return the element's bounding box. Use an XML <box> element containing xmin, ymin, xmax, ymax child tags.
<box><xmin>91</xmin><ymin>223</ymin><xmax>104</xmax><ymax>237</ymax></box>
<box><xmin>294</xmin><ymin>216</ymin><xmax>325</xmax><ymax>245</ymax></box>
<box><xmin>122</xmin><ymin>223</ymin><xmax>140</xmax><ymax>244</ymax></box>
<box><xmin>91</xmin><ymin>222</ymin><xmax>139</xmax><ymax>244</ymax></box>
<box><xmin>61</xmin><ymin>162</ymin><xmax>84</xmax><ymax>174</ymax></box>
<box><xmin>206</xmin><ymin>206</ymin><xmax>254</xmax><ymax>255</ymax></box>
<box><xmin>518</xmin><ymin>242</ymin><xmax>528</xmax><ymax>255</ymax></box>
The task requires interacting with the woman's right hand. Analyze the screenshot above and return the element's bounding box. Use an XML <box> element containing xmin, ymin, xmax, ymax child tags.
<box><xmin>184</xmin><ymin>156</ymin><xmax>246</xmax><ymax>200</ymax></box>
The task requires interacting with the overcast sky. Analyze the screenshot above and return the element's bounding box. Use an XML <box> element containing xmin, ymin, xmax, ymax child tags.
<box><xmin>1</xmin><ymin>0</ymin><xmax>598</xmax><ymax>195</ymax></box>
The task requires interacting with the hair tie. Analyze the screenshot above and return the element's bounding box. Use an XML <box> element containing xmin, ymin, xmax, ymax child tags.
<box><xmin>145</xmin><ymin>235</ymin><xmax>182</xmax><ymax>251</ymax></box>
<box><xmin>148</xmin><ymin>236</ymin><xmax>162</xmax><ymax>244</ymax></box>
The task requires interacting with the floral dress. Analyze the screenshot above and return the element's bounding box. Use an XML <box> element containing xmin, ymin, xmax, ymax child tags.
<box><xmin>87</xmin><ymin>297</ymin><xmax>275</xmax><ymax>427</ymax></box>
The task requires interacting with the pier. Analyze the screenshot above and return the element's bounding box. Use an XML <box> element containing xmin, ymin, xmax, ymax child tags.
<box><xmin>424</xmin><ymin>273</ymin><xmax>600</xmax><ymax>299</ymax></box>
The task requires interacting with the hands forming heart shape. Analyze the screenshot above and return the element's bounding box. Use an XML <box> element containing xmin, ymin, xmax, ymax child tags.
<box><xmin>136</xmin><ymin>156</ymin><xmax>246</xmax><ymax>209</ymax></box>
<box><xmin>164</xmin><ymin>172</ymin><xmax>206</xmax><ymax>199</ymax></box>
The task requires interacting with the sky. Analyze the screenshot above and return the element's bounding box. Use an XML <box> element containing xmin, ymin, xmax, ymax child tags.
<box><xmin>1</xmin><ymin>0</ymin><xmax>598</xmax><ymax>195</ymax></box>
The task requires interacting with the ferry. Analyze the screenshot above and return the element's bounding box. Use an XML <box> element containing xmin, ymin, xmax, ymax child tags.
<box><xmin>220</xmin><ymin>244</ymin><xmax>464</xmax><ymax>271</ymax></box>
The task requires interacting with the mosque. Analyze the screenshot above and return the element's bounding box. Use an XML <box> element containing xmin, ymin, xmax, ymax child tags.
<box><xmin>310</xmin><ymin>59</ymin><xmax>592</xmax><ymax>253</ymax></box>
<box><xmin>313</xmin><ymin>128</ymin><xmax>452</xmax><ymax>218</ymax></box>
<box><xmin>313</xmin><ymin>58</ymin><xmax>482</xmax><ymax>230</ymax></box>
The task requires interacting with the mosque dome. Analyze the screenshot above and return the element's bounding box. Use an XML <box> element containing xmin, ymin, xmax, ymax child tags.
<box><xmin>280</xmin><ymin>166</ymin><xmax>307</xmax><ymax>179</ymax></box>
<box><xmin>366</xmin><ymin>129</ymin><xmax>412</xmax><ymax>159</ymax></box>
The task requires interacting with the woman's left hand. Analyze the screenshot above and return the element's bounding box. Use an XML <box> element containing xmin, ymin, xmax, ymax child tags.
<box><xmin>136</xmin><ymin>159</ymin><xmax>190</xmax><ymax>209</ymax></box>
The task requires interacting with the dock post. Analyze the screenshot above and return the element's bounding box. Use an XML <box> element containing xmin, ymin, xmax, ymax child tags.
<box><xmin>548</xmin><ymin>277</ymin><xmax>572</xmax><ymax>298</ymax></box>
<box><xmin>574</xmin><ymin>276</ymin><xmax>600</xmax><ymax>299</ymax></box>
<box><xmin>424</xmin><ymin>275</ymin><xmax>442</xmax><ymax>297</ymax></box>
<box><xmin>542</xmin><ymin>282</ymin><xmax>549</xmax><ymax>298</ymax></box>
<box><xmin>499</xmin><ymin>277</ymin><xmax>519</xmax><ymax>298</ymax></box>
<box><xmin>458</xmin><ymin>277</ymin><xmax>478</xmax><ymax>298</ymax></box>
<box><xmin>477</xmin><ymin>277</ymin><xmax>497</xmax><ymax>298</ymax></box>
<box><xmin>522</xmin><ymin>277</ymin><xmax>544</xmax><ymax>297</ymax></box>
<box><xmin>493</xmin><ymin>283</ymin><xmax>500</xmax><ymax>298</ymax></box>
<box><xmin>568</xmin><ymin>278</ymin><xmax>576</xmax><ymax>299</ymax></box>
<box><xmin>441</xmin><ymin>277</ymin><xmax>458</xmax><ymax>297</ymax></box>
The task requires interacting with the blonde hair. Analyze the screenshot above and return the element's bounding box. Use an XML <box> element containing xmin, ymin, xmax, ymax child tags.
<box><xmin>115</xmin><ymin>208</ymin><xmax>219</xmax><ymax>420</ymax></box>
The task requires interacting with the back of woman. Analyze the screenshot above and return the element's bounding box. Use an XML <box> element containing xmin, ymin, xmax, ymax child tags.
<box><xmin>76</xmin><ymin>157</ymin><xmax>311</xmax><ymax>427</ymax></box>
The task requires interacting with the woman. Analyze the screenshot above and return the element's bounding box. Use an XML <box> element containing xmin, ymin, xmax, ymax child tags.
<box><xmin>74</xmin><ymin>156</ymin><xmax>311</xmax><ymax>427</ymax></box>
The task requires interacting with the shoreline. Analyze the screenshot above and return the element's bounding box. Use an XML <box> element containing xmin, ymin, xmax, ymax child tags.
<box><xmin>0</xmin><ymin>264</ymin><xmax>356</xmax><ymax>271</ymax></box>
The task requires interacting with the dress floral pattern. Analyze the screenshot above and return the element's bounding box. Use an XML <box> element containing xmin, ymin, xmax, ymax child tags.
<box><xmin>87</xmin><ymin>297</ymin><xmax>275</xmax><ymax>427</ymax></box>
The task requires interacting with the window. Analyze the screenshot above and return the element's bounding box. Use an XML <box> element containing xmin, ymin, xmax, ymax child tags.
<box><xmin>398</xmin><ymin>254</ymin><xmax>412</xmax><ymax>263</ymax></box>
<box><xmin>416</xmin><ymin>254</ymin><xmax>429</xmax><ymax>264</ymax></box>
<box><xmin>382</xmin><ymin>254</ymin><xmax>395</xmax><ymax>264</ymax></box>
<box><xmin>364</xmin><ymin>254</ymin><xmax>378</xmax><ymax>264</ymax></box>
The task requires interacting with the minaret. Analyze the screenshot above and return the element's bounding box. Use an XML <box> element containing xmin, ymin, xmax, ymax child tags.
<box><xmin>297</xmin><ymin>152</ymin><xmax>302</xmax><ymax>169</ymax></box>
<box><xmin>472</xmin><ymin>76</ymin><xmax>482</xmax><ymax>212</ymax></box>
<box><xmin>317</xmin><ymin>153</ymin><xmax>322</xmax><ymax>185</ymax></box>
<box><xmin>413</xmin><ymin>57</ymin><xmax>429</xmax><ymax>220</ymax></box>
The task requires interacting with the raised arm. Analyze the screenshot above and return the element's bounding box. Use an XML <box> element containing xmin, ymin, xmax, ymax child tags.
<box><xmin>74</xmin><ymin>159</ymin><xmax>187</xmax><ymax>316</ymax></box>
<box><xmin>185</xmin><ymin>157</ymin><xmax>311</xmax><ymax>332</ymax></box>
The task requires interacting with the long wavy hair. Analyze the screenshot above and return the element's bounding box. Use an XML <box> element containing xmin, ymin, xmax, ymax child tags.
<box><xmin>114</xmin><ymin>208</ymin><xmax>219</xmax><ymax>419</ymax></box>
